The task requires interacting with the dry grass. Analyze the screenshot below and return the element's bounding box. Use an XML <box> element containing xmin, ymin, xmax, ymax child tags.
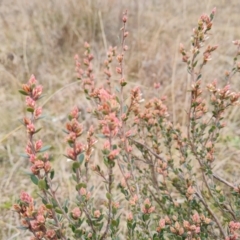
<box><xmin>1</xmin><ymin>0</ymin><xmax>240</xmax><ymax>239</ymax></box>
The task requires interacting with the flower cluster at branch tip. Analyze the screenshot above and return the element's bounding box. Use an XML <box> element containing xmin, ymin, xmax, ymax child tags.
<box><xmin>141</xmin><ymin>198</ymin><xmax>155</xmax><ymax>214</ymax></box>
<box><xmin>225</xmin><ymin>221</ymin><xmax>240</xmax><ymax>240</ymax></box>
<box><xmin>156</xmin><ymin>213</ymin><xmax>212</xmax><ymax>239</ymax></box>
<box><xmin>13</xmin><ymin>192</ymin><xmax>57</xmax><ymax>240</ymax></box>
<box><xmin>75</xmin><ymin>42</ymin><xmax>95</xmax><ymax>95</ymax></box>
<box><xmin>21</xmin><ymin>75</ymin><xmax>52</xmax><ymax>176</ymax></box>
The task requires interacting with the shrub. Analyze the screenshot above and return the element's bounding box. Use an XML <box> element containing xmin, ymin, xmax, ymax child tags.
<box><xmin>13</xmin><ymin>8</ymin><xmax>240</xmax><ymax>240</ymax></box>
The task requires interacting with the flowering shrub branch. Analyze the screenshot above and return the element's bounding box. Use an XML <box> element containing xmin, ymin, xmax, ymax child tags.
<box><xmin>13</xmin><ymin>8</ymin><xmax>240</xmax><ymax>240</ymax></box>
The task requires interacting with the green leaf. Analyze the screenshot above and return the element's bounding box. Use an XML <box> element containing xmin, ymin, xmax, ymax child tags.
<box><xmin>78</xmin><ymin>153</ymin><xmax>84</xmax><ymax>164</ymax></box>
<box><xmin>63</xmin><ymin>199</ymin><xmax>68</xmax><ymax>213</ymax></box>
<box><xmin>30</xmin><ymin>174</ymin><xmax>39</xmax><ymax>185</ymax></box>
<box><xmin>103</xmin><ymin>156</ymin><xmax>109</xmax><ymax>167</ymax></box>
<box><xmin>51</xmin><ymin>198</ymin><xmax>58</xmax><ymax>208</ymax></box>
<box><xmin>55</xmin><ymin>207</ymin><xmax>63</xmax><ymax>214</ymax></box>
<box><xmin>115</xmin><ymin>87</ymin><xmax>120</xmax><ymax>93</ymax></box>
<box><xmin>72</xmin><ymin>162</ymin><xmax>80</xmax><ymax>169</ymax></box>
<box><xmin>62</xmin><ymin>129</ymin><xmax>69</xmax><ymax>134</ymax></box>
<box><xmin>120</xmin><ymin>82</ymin><xmax>127</xmax><ymax>87</ymax></box>
<box><xmin>34</xmin><ymin>128</ymin><xmax>42</xmax><ymax>134</ymax></box>
<box><xmin>38</xmin><ymin>179</ymin><xmax>47</xmax><ymax>190</ymax></box>
<box><xmin>26</xmin><ymin>107</ymin><xmax>34</xmax><ymax>113</ymax></box>
<box><xmin>42</xmin><ymin>198</ymin><xmax>47</xmax><ymax>205</ymax></box>
<box><xmin>132</xmin><ymin>221</ymin><xmax>136</xmax><ymax>230</ymax></box>
<box><xmin>106</xmin><ymin>193</ymin><xmax>111</xmax><ymax>200</ymax></box>
<box><xmin>50</xmin><ymin>170</ymin><xmax>55</xmax><ymax>180</ymax></box>
<box><xmin>46</xmin><ymin>204</ymin><xmax>53</xmax><ymax>209</ymax></box>
<box><xmin>18</xmin><ymin>90</ymin><xmax>29</xmax><ymax>96</ymax></box>
<box><xmin>142</xmin><ymin>214</ymin><xmax>150</xmax><ymax>222</ymax></box>
<box><xmin>193</xmin><ymin>60</ymin><xmax>198</xmax><ymax>68</ymax></box>
<box><xmin>72</xmin><ymin>174</ymin><xmax>77</xmax><ymax>182</ymax></box>
<box><xmin>19</xmin><ymin>153</ymin><xmax>29</xmax><ymax>159</ymax></box>
<box><xmin>76</xmin><ymin>182</ymin><xmax>87</xmax><ymax>191</ymax></box>
<box><xmin>95</xmin><ymin>134</ymin><xmax>107</xmax><ymax>138</ymax></box>
<box><xmin>39</xmin><ymin>145</ymin><xmax>52</xmax><ymax>152</ymax></box>
<box><xmin>17</xmin><ymin>226</ymin><xmax>29</xmax><ymax>230</ymax></box>
<box><xmin>99</xmin><ymin>222</ymin><xmax>104</xmax><ymax>231</ymax></box>
<box><xmin>111</xmin><ymin>219</ymin><xmax>118</xmax><ymax>227</ymax></box>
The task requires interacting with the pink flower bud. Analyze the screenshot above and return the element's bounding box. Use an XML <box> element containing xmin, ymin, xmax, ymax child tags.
<box><xmin>46</xmin><ymin>229</ymin><xmax>56</xmax><ymax>238</ymax></box>
<box><xmin>124</xmin><ymin>31</ymin><xmax>129</xmax><ymax>37</ymax></box>
<box><xmin>127</xmin><ymin>212</ymin><xmax>133</xmax><ymax>221</ymax></box>
<box><xmin>123</xmin><ymin>45</ymin><xmax>128</xmax><ymax>51</ymax></box>
<box><xmin>25</xmin><ymin>96</ymin><xmax>36</xmax><ymax>108</ymax></box>
<box><xmin>27</xmin><ymin>123</ymin><xmax>35</xmax><ymax>133</ymax></box>
<box><xmin>79</xmin><ymin>187</ymin><xmax>87</xmax><ymax>196</ymax></box>
<box><xmin>35</xmin><ymin>160</ymin><xmax>44</xmax><ymax>169</ymax></box>
<box><xmin>108</xmin><ymin>149</ymin><xmax>120</xmax><ymax>160</ymax></box>
<box><xmin>70</xmin><ymin>106</ymin><xmax>79</xmax><ymax>119</ymax></box>
<box><xmin>32</xmin><ymin>85</ymin><xmax>43</xmax><ymax>99</ymax></box>
<box><xmin>154</xmin><ymin>82</ymin><xmax>161</xmax><ymax>89</ymax></box>
<box><xmin>94</xmin><ymin>210</ymin><xmax>101</xmax><ymax>218</ymax></box>
<box><xmin>84</xmin><ymin>42</ymin><xmax>90</xmax><ymax>49</ymax></box>
<box><xmin>116</xmin><ymin>67</ymin><xmax>122</xmax><ymax>74</ymax></box>
<box><xmin>71</xmin><ymin>207</ymin><xmax>81</xmax><ymax>219</ymax></box>
<box><xmin>44</xmin><ymin>161</ymin><xmax>51</xmax><ymax>173</ymax></box>
<box><xmin>122</xmin><ymin>15</ymin><xmax>127</xmax><ymax>23</ymax></box>
<box><xmin>20</xmin><ymin>191</ymin><xmax>33</xmax><ymax>204</ymax></box>
<box><xmin>35</xmin><ymin>140</ymin><xmax>43</xmax><ymax>152</ymax></box>
<box><xmin>34</xmin><ymin>107</ymin><xmax>42</xmax><ymax>118</ymax></box>
<box><xmin>28</xmin><ymin>74</ymin><xmax>37</xmax><ymax>85</ymax></box>
<box><xmin>211</xmin><ymin>7</ymin><xmax>216</xmax><ymax>15</ymax></box>
<box><xmin>37</xmin><ymin>214</ymin><xmax>45</xmax><ymax>224</ymax></box>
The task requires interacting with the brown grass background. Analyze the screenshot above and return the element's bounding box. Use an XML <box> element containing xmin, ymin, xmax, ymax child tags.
<box><xmin>1</xmin><ymin>0</ymin><xmax>240</xmax><ymax>239</ymax></box>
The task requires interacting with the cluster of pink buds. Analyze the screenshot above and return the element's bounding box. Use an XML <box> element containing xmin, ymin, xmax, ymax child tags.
<box><xmin>13</xmin><ymin>192</ymin><xmax>57</xmax><ymax>240</ymax></box>
<box><xmin>141</xmin><ymin>198</ymin><xmax>155</xmax><ymax>214</ymax></box>
<box><xmin>128</xmin><ymin>86</ymin><xmax>145</xmax><ymax>119</ymax></box>
<box><xmin>104</xmin><ymin>46</ymin><xmax>117</xmax><ymax>84</ymax></box>
<box><xmin>226</xmin><ymin>221</ymin><xmax>240</xmax><ymax>240</ymax></box>
<box><xmin>65</xmin><ymin>106</ymin><xmax>86</xmax><ymax>161</ymax></box>
<box><xmin>79</xmin><ymin>187</ymin><xmax>91</xmax><ymax>201</ymax></box>
<box><xmin>170</xmin><ymin>221</ymin><xmax>185</xmax><ymax>236</ymax></box>
<box><xmin>129</xmin><ymin>194</ymin><xmax>138</xmax><ymax>206</ymax></box>
<box><xmin>192</xmin><ymin>8</ymin><xmax>216</xmax><ymax>49</ymax></box>
<box><xmin>85</xmin><ymin>126</ymin><xmax>97</xmax><ymax>162</ymax></box>
<box><xmin>191</xmin><ymin>80</ymin><xmax>207</xmax><ymax>119</ymax></box>
<box><xmin>100</xmin><ymin>112</ymin><xmax>122</xmax><ymax>137</ymax></box>
<box><xmin>157</xmin><ymin>160</ymin><xmax>168</xmax><ymax>177</ymax></box>
<box><xmin>93</xmin><ymin>210</ymin><xmax>101</xmax><ymax>219</ymax></box>
<box><xmin>207</xmin><ymin>80</ymin><xmax>240</xmax><ymax>119</ymax></box>
<box><xmin>186</xmin><ymin>185</ymin><xmax>195</xmax><ymax>200</ymax></box>
<box><xmin>126</xmin><ymin>212</ymin><xmax>133</xmax><ymax>221</ymax></box>
<box><xmin>166</xmin><ymin>212</ymin><xmax>211</xmax><ymax>238</ymax></box>
<box><xmin>205</xmin><ymin>141</ymin><xmax>214</xmax><ymax>162</ymax></box>
<box><xmin>71</xmin><ymin>207</ymin><xmax>82</xmax><ymax>220</ymax></box>
<box><xmin>21</xmin><ymin>74</ymin><xmax>43</xmax><ymax>123</ymax></box>
<box><xmin>182</xmin><ymin>213</ymin><xmax>211</xmax><ymax>236</ymax></box>
<box><xmin>180</xmin><ymin>8</ymin><xmax>216</xmax><ymax>67</ymax></box>
<box><xmin>116</xmin><ymin>10</ymin><xmax>128</xmax><ymax>86</ymax></box>
<box><xmin>179</xmin><ymin>43</ymin><xmax>189</xmax><ymax>63</ymax></box>
<box><xmin>156</xmin><ymin>216</ymin><xmax>172</xmax><ymax>232</ymax></box>
<box><xmin>93</xmin><ymin>88</ymin><xmax>120</xmax><ymax>115</ymax></box>
<box><xmin>20</xmin><ymin>75</ymin><xmax>51</xmax><ymax>176</ymax></box>
<box><xmin>138</xmin><ymin>97</ymin><xmax>169</xmax><ymax>125</ymax></box>
<box><xmin>74</xmin><ymin>42</ymin><xmax>95</xmax><ymax>94</ymax></box>
<box><xmin>120</xmin><ymin>172</ymin><xmax>131</xmax><ymax>188</ymax></box>
<box><xmin>202</xmin><ymin>45</ymin><xmax>218</xmax><ymax>64</ymax></box>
